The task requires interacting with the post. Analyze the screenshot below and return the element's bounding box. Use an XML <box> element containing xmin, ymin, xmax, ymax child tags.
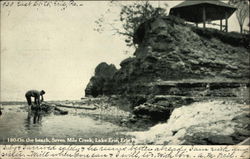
<box><xmin>202</xmin><ymin>6</ymin><xmax>206</xmax><ymax>28</ymax></box>
<box><xmin>225</xmin><ymin>12</ymin><xmax>228</xmax><ymax>32</ymax></box>
<box><xmin>220</xmin><ymin>19</ymin><xmax>222</xmax><ymax>31</ymax></box>
<box><xmin>196</xmin><ymin>23</ymin><xmax>198</xmax><ymax>27</ymax></box>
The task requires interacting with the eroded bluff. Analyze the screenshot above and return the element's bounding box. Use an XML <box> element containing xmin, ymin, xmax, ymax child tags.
<box><xmin>85</xmin><ymin>16</ymin><xmax>250</xmax><ymax>121</ymax></box>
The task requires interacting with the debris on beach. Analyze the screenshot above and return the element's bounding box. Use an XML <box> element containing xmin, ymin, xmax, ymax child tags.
<box><xmin>28</xmin><ymin>103</ymin><xmax>69</xmax><ymax>115</ymax></box>
<box><xmin>54</xmin><ymin>107</ymin><xmax>68</xmax><ymax>115</ymax></box>
<box><xmin>43</xmin><ymin>101</ymin><xmax>96</xmax><ymax>110</ymax></box>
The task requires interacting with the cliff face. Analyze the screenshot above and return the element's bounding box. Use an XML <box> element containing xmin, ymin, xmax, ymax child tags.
<box><xmin>114</xmin><ymin>16</ymin><xmax>249</xmax><ymax>92</ymax></box>
<box><xmin>86</xmin><ymin>16</ymin><xmax>249</xmax><ymax>118</ymax></box>
<box><xmin>86</xmin><ymin>16</ymin><xmax>249</xmax><ymax>102</ymax></box>
<box><xmin>85</xmin><ymin>16</ymin><xmax>250</xmax><ymax>144</ymax></box>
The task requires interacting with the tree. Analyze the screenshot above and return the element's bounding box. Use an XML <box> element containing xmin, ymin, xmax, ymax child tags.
<box><xmin>118</xmin><ymin>1</ymin><xmax>167</xmax><ymax>47</ymax></box>
<box><xmin>94</xmin><ymin>1</ymin><xmax>168</xmax><ymax>47</ymax></box>
<box><xmin>229</xmin><ymin>0</ymin><xmax>249</xmax><ymax>33</ymax></box>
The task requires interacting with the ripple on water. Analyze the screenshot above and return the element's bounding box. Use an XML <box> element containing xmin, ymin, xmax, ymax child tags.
<box><xmin>0</xmin><ymin>105</ymin><xmax>128</xmax><ymax>140</ymax></box>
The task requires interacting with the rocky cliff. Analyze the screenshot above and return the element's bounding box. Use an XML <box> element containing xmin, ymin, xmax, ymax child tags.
<box><xmin>85</xmin><ymin>62</ymin><xmax>117</xmax><ymax>97</ymax></box>
<box><xmin>85</xmin><ymin>16</ymin><xmax>250</xmax><ymax>121</ymax></box>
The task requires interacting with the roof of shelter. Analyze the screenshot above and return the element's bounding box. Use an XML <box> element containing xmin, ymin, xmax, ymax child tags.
<box><xmin>169</xmin><ymin>0</ymin><xmax>237</xmax><ymax>23</ymax></box>
<box><xmin>172</xmin><ymin>0</ymin><xmax>236</xmax><ymax>9</ymax></box>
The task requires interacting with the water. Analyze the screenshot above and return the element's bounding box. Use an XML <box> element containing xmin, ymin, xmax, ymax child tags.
<box><xmin>0</xmin><ymin>104</ymin><xmax>132</xmax><ymax>145</ymax></box>
<box><xmin>1</xmin><ymin>101</ymin><xmax>248</xmax><ymax>145</ymax></box>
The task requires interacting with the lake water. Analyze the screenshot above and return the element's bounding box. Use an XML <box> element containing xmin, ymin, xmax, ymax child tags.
<box><xmin>0</xmin><ymin>104</ymin><xmax>133</xmax><ymax>145</ymax></box>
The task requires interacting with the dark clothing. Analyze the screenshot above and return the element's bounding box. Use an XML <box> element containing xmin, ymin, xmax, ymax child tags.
<box><xmin>25</xmin><ymin>95</ymin><xmax>32</xmax><ymax>105</ymax></box>
<box><xmin>25</xmin><ymin>90</ymin><xmax>42</xmax><ymax>106</ymax></box>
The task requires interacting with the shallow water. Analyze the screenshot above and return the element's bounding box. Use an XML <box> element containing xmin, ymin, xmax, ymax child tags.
<box><xmin>0</xmin><ymin>105</ymin><xmax>132</xmax><ymax>145</ymax></box>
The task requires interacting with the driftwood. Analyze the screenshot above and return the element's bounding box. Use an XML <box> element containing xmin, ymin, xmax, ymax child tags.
<box><xmin>54</xmin><ymin>107</ymin><xmax>68</xmax><ymax>115</ymax></box>
<box><xmin>55</xmin><ymin>104</ymin><xmax>96</xmax><ymax>110</ymax></box>
<box><xmin>43</xmin><ymin>102</ymin><xmax>96</xmax><ymax>110</ymax></box>
<box><xmin>37</xmin><ymin>103</ymin><xmax>69</xmax><ymax>115</ymax></box>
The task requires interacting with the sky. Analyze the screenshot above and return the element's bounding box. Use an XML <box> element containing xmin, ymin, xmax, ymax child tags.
<box><xmin>1</xmin><ymin>1</ymin><xmax>249</xmax><ymax>101</ymax></box>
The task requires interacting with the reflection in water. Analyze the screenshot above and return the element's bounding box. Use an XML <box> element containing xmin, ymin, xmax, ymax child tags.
<box><xmin>0</xmin><ymin>104</ymin><xmax>129</xmax><ymax>144</ymax></box>
<box><xmin>0</xmin><ymin>105</ymin><xmax>2</xmax><ymax>116</ymax></box>
<box><xmin>25</xmin><ymin>110</ymin><xmax>43</xmax><ymax>129</ymax></box>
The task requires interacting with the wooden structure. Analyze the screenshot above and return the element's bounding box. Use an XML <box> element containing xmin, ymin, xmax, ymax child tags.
<box><xmin>169</xmin><ymin>0</ymin><xmax>236</xmax><ymax>32</ymax></box>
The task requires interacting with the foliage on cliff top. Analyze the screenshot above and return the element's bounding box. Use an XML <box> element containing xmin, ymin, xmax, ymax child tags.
<box><xmin>94</xmin><ymin>1</ymin><xmax>168</xmax><ymax>47</ymax></box>
<box><xmin>192</xmin><ymin>27</ymin><xmax>250</xmax><ymax>49</ymax></box>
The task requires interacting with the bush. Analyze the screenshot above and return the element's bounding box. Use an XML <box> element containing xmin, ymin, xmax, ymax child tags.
<box><xmin>193</xmin><ymin>27</ymin><xmax>250</xmax><ymax>48</ymax></box>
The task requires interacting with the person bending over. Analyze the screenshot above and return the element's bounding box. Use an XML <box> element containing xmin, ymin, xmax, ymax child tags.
<box><xmin>25</xmin><ymin>90</ymin><xmax>45</xmax><ymax>107</ymax></box>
